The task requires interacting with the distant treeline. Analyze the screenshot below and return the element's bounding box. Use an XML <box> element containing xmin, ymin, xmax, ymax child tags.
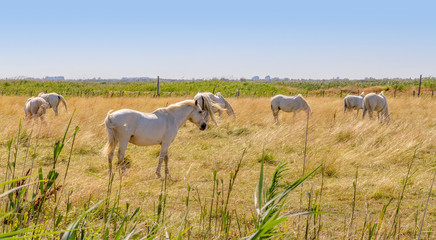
<box><xmin>0</xmin><ymin>78</ymin><xmax>435</xmax><ymax>97</ymax></box>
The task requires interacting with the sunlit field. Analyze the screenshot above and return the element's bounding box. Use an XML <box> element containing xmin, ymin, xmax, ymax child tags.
<box><xmin>1</xmin><ymin>94</ymin><xmax>435</xmax><ymax>239</ymax></box>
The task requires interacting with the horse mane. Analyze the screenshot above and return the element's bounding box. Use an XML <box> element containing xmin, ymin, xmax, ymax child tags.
<box><xmin>154</xmin><ymin>100</ymin><xmax>197</xmax><ymax>113</ymax></box>
<box><xmin>296</xmin><ymin>94</ymin><xmax>312</xmax><ymax>113</ymax></box>
<box><xmin>200</xmin><ymin>94</ymin><xmax>219</xmax><ymax>124</ymax></box>
<box><xmin>168</xmin><ymin>100</ymin><xmax>196</xmax><ymax>109</ymax></box>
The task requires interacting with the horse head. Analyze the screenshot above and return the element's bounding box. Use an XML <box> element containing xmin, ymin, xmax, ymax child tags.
<box><xmin>192</xmin><ymin>100</ymin><xmax>207</xmax><ymax>130</ymax></box>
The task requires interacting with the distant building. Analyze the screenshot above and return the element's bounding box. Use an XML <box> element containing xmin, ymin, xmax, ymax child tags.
<box><xmin>265</xmin><ymin>75</ymin><xmax>271</xmax><ymax>80</ymax></box>
<box><xmin>44</xmin><ymin>76</ymin><xmax>64</xmax><ymax>80</ymax></box>
<box><xmin>121</xmin><ymin>77</ymin><xmax>152</xmax><ymax>81</ymax></box>
<box><xmin>251</xmin><ymin>76</ymin><xmax>260</xmax><ymax>80</ymax></box>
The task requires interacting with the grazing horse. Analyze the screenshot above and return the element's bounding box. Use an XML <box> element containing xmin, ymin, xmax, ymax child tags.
<box><xmin>24</xmin><ymin>97</ymin><xmax>50</xmax><ymax>121</ymax></box>
<box><xmin>103</xmin><ymin>99</ymin><xmax>211</xmax><ymax>179</ymax></box>
<box><xmin>38</xmin><ymin>92</ymin><xmax>68</xmax><ymax>116</ymax></box>
<box><xmin>194</xmin><ymin>92</ymin><xmax>232</xmax><ymax>124</ymax></box>
<box><xmin>344</xmin><ymin>92</ymin><xmax>365</xmax><ymax>116</ymax></box>
<box><xmin>362</xmin><ymin>91</ymin><xmax>390</xmax><ymax>122</ymax></box>
<box><xmin>270</xmin><ymin>94</ymin><xmax>312</xmax><ymax>123</ymax></box>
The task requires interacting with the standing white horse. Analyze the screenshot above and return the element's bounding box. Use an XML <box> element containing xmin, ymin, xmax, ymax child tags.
<box><xmin>344</xmin><ymin>92</ymin><xmax>365</xmax><ymax>116</ymax></box>
<box><xmin>362</xmin><ymin>91</ymin><xmax>390</xmax><ymax>122</ymax></box>
<box><xmin>38</xmin><ymin>92</ymin><xmax>68</xmax><ymax>116</ymax></box>
<box><xmin>270</xmin><ymin>94</ymin><xmax>312</xmax><ymax>123</ymax></box>
<box><xmin>193</xmin><ymin>92</ymin><xmax>232</xmax><ymax>124</ymax></box>
<box><xmin>103</xmin><ymin>99</ymin><xmax>210</xmax><ymax>178</ymax></box>
<box><xmin>24</xmin><ymin>97</ymin><xmax>50</xmax><ymax>121</ymax></box>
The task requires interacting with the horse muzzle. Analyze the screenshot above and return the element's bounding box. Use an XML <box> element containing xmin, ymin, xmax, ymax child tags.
<box><xmin>200</xmin><ymin>122</ymin><xmax>207</xmax><ymax>130</ymax></box>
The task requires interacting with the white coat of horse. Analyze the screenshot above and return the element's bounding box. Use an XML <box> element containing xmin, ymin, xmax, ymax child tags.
<box><xmin>344</xmin><ymin>92</ymin><xmax>365</xmax><ymax>116</ymax></box>
<box><xmin>38</xmin><ymin>92</ymin><xmax>68</xmax><ymax>116</ymax></box>
<box><xmin>24</xmin><ymin>97</ymin><xmax>50</xmax><ymax>121</ymax></box>
<box><xmin>362</xmin><ymin>91</ymin><xmax>390</xmax><ymax>122</ymax></box>
<box><xmin>103</xmin><ymin>99</ymin><xmax>210</xmax><ymax>178</ymax></box>
<box><xmin>193</xmin><ymin>92</ymin><xmax>231</xmax><ymax>124</ymax></box>
<box><xmin>270</xmin><ymin>94</ymin><xmax>312</xmax><ymax>123</ymax></box>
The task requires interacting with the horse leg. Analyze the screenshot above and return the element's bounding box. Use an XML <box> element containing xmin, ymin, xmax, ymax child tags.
<box><xmin>156</xmin><ymin>143</ymin><xmax>169</xmax><ymax>178</ymax></box>
<box><xmin>164</xmin><ymin>154</ymin><xmax>174</xmax><ymax>180</ymax></box>
<box><xmin>271</xmin><ymin>105</ymin><xmax>278</xmax><ymax>123</ymax></box>
<box><xmin>274</xmin><ymin>111</ymin><xmax>279</xmax><ymax>123</ymax></box>
<box><xmin>53</xmin><ymin>105</ymin><xmax>58</xmax><ymax>116</ymax></box>
<box><xmin>117</xmin><ymin>139</ymin><xmax>129</xmax><ymax>171</ymax></box>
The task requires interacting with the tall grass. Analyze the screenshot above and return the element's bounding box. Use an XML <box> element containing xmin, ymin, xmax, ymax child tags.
<box><xmin>1</xmin><ymin>95</ymin><xmax>435</xmax><ymax>238</ymax></box>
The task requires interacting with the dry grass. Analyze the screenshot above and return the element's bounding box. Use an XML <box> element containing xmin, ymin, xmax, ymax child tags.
<box><xmin>0</xmin><ymin>95</ymin><xmax>435</xmax><ymax>238</ymax></box>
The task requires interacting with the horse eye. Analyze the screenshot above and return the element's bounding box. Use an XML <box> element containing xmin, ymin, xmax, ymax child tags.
<box><xmin>199</xmin><ymin>111</ymin><xmax>202</xmax><ymax>114</ymax></box>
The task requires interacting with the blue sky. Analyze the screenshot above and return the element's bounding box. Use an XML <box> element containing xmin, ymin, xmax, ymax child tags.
<box><xmin>1</xmin><ymin>0</ymin><xmax>435</xmax><ymax>79</ymax></box>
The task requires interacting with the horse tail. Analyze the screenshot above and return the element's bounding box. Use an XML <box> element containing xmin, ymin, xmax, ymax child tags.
<box><xmin>344</xmin><ymin>97</ymin><xmax>348</xmax><ymax>113</ymax></box>
<box><xmin>220</xmin><ymin>96</ymin><xmax>235</xmax><ymax>116</ymax></box>
<box><xmin>103</xmin><ymin>110</ymin><xmax>116</xmax><ymax>156</ymax></box>
<box><xmin>58</xmin><ymin>94</ymin><xmax>68</xmax><ymax>112</ymax></box>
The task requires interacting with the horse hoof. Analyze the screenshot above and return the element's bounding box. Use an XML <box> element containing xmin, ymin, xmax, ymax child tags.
<box><xmin>165</xmin><ymin>174</ymin><xmax>177</xmax><ymax>182</ymax></box>
<box><xmin>155</xmin><ymin>172</ymin><xmax>162</xmax><ymax>178</ymax></box>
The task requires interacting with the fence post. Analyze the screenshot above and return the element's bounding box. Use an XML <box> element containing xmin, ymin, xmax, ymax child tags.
<box><xmin>322</xmin><ymin>90</ymin><xmax>325</xmax><ymax>97</ymax></box>
<box><xmin>156</xmin><ymin>76</ymin><xmax>160</xmax><ymax>97</ymax></box>
<box><xmin>413</xmin><ymin>90</ymin><xmax>415</xmax><ymax>97</ymax></box>
<box><xmin>432</xmin><ymin>90</ymin><xmax>434</xmax><ymax>97</ymax></box>
<box><xmin>418</xmin><ymin>74</ymin><xmax>422</xmax><ymax>97</ymax></box>
<box><xmin>305</xmin><ymin>89</ymin><xmax>308</xmax><ymax>97</ymax></box>
<box><xmin>340</xmin><ymin>90</ymin><xmax>342</xmax><ymax>98</ymax></box>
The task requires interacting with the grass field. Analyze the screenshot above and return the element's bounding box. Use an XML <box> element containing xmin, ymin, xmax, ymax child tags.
<box><xmin>1</xmin><ymin>94</ymin><xmax>435</xmax><ymax>239</ymax></box>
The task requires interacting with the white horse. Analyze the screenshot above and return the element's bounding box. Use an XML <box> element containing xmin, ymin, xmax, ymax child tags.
<box><xmin>362</xmin><ymin>91</ymin><xmax>390</xmax><ymax>122</ymax></box>
<box><xmin>344</xmin><ymin>92</ymin><xmax>365</xmax><ymax>116</ymax></box>
<box><xmin>24</xmin><ymin>97</ymin><xmax>50</xmax><ymax>121</ymax></box>
<box><xmin>38</xmin><ymin>92</ymin><xmax>68</xmax><ymax>116</ymax></box>
<box><xmin>270</xmin><ymin>94</ymin><xmax>312</xmax><ymax>123</ymax></box>
<box><xmin>194</xmin><ymin>92</ymin><xmax>233</xmax><ymax>124</ymax></box>
<box><xmin>103</xmin><ymin>99</ymin><xmax>211</xmax><ymax>179</ymax></box>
